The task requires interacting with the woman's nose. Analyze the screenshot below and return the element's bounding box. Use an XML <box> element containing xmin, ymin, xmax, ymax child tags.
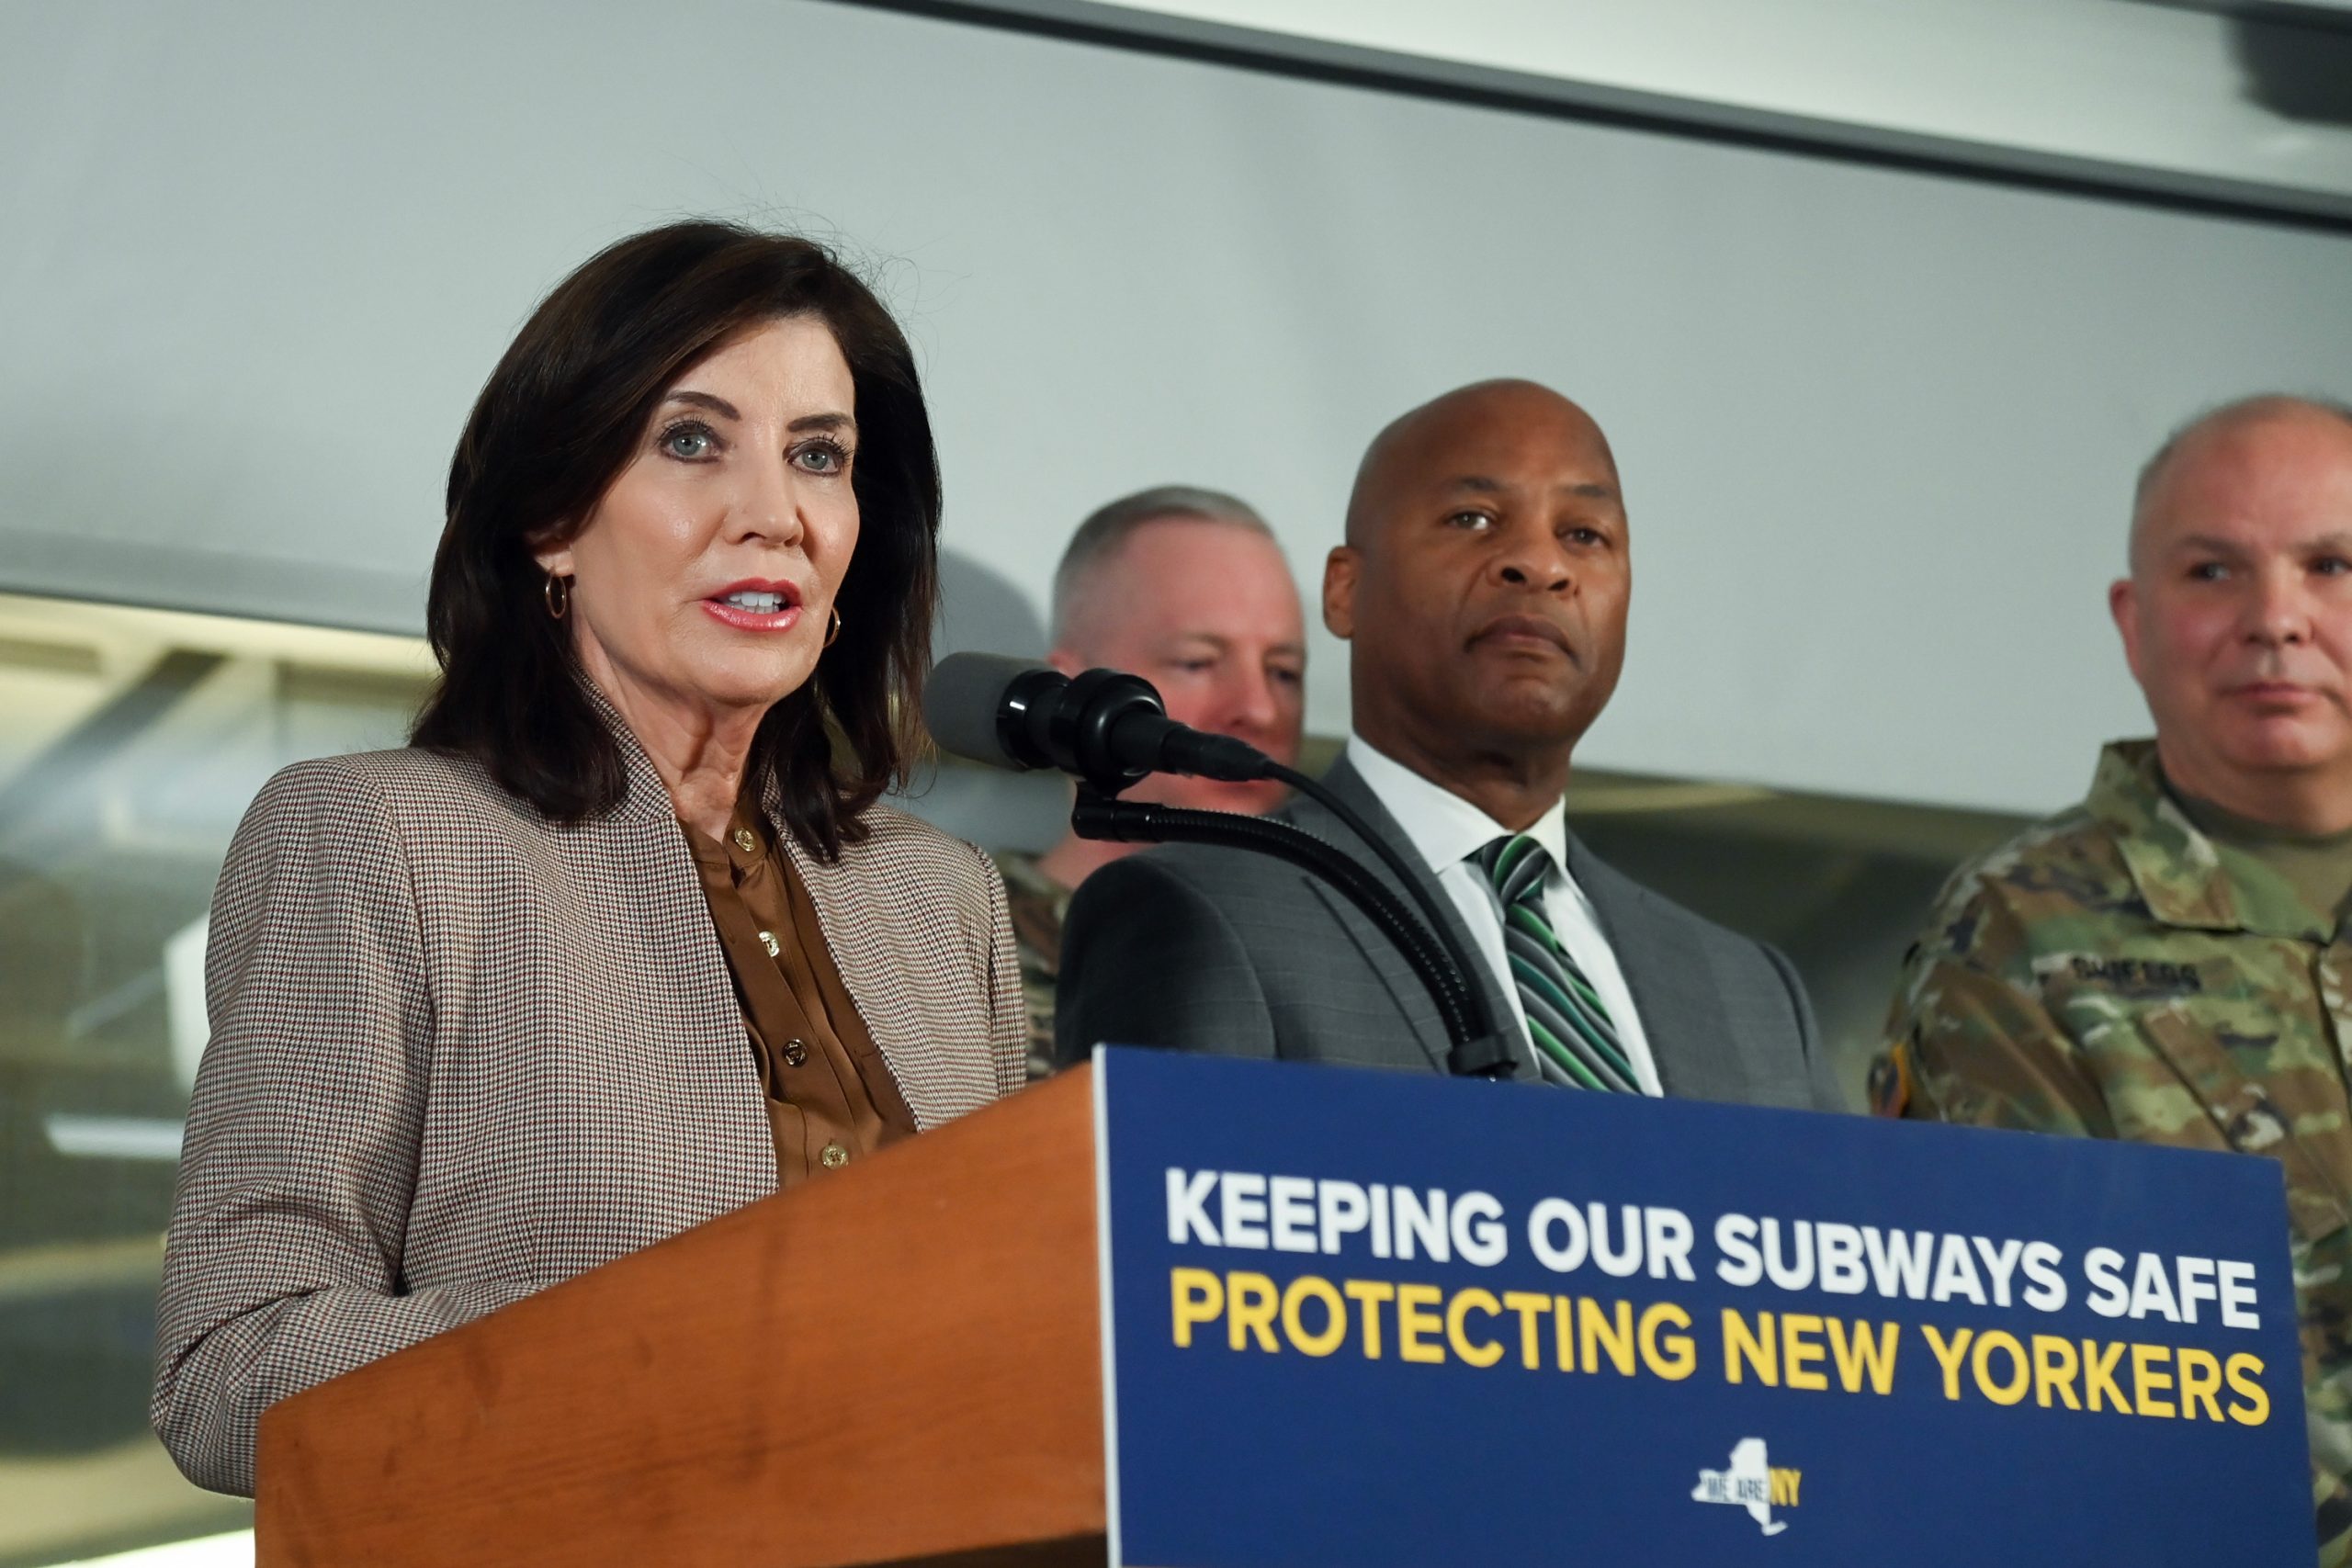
<box><xmin>727</xmin><ymin>461</ymin><xmax>806</xmax><ymax>547</ymax></box>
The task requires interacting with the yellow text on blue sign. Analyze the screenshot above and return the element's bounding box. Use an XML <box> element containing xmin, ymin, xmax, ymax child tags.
<box><xmin>1167</xmin><ymin>1268</ymin><xmax>2271</xmax><ymax>1426</ymax></box>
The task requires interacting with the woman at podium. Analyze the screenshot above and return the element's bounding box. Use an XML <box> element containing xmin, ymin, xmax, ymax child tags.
<box><xmin>151</xmin><ymin>221</ymin><xmax>1027</xmax><ymax>1495</ymax></box>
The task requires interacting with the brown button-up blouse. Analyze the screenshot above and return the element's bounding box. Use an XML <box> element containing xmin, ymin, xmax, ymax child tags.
<box><xmin>681</xmin><ymin>798</ymin><xmax>917</xmax><ymax>1186</ymax></box>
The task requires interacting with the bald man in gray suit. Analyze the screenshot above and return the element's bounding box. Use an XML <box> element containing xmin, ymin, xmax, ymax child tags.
<box><xmin>1055</xmin><ymin>380</ymin><xmax>1842</xmax><ymax>1111</ymax></box>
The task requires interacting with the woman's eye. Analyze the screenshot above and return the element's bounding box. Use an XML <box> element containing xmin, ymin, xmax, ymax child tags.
<box><xmin>661</xmin><ymin>422</ymin><xmax>718</xmax><ymax>460</ymax></box>
<box><xmin>793</xmin><ymin>439</ymin><xmax>851</xmax><ymax>475</ymax></box>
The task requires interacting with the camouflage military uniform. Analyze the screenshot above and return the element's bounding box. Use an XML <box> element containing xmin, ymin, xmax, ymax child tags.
<box><xmin>1875</xmin><ymin>740</ymin><xmax>2352</xmax><ymax>1565</ymax></box>
<box><xmin>990</xmin><ymin>850</ymin><xmax>1072</xmax><ymax>1082</ymax></box>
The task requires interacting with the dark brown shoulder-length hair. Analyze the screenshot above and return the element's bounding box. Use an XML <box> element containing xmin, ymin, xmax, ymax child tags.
<box><xmin>412</xmin><ymin>220</ymin><xmax>940</xmax><ymax>861</ymax></box>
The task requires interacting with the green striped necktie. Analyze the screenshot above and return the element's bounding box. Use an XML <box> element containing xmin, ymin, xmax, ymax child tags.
<box><xmin>1473</xmin><ymin>833</ymin><xmax>1639</xmax><ymax>1092</ymax></box>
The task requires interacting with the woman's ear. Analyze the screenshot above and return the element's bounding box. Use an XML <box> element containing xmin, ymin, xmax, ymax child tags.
<box><xmin>530</xmin><ymin>523</ymin><xmax>580</xmax><ymax>578</ymax></box>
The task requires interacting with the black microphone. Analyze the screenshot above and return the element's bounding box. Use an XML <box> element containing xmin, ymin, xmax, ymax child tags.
<box><xmin>923</xmin><ymin>652</ymin><xmax>1272</xmax><ymax>795</ymax></box>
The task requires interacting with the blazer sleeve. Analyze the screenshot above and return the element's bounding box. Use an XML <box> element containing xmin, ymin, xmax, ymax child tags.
<box><xmin>1760</xmin><ymin>940</ymin><xmax>1846</xmax><ymax>1113</ymax></box>
<box><xmin>973</xmin><ymin>840</ymin><xmax>1028</xmax><ymax>1098</ymax></box>
<box><xmin>152</xmin><ymin>761</ymin><xmax>535</xmax><ymax>1496</ymax></box>
<box><xmin>1053</xmin><ymin>852</ymin><xmax>1276</xmax><ymax>1067</ymax></box>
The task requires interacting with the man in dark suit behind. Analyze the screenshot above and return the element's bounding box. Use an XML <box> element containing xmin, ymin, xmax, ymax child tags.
<box><xmin>1055</xmin><ymin>379</ymin><xmax>1844</xmax><ymax>1111</ymax></box>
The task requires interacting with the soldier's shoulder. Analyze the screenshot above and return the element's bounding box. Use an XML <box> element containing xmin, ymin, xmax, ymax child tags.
<box><xmin>1873</xmin><ymin>805</ymin><xmax>2132</xmax><ymax>1119</ymax></box>
<box><xmin>1915</xmin><ymin>802</ymin><xmax>2141</xmax><ymax>964</ymax></box>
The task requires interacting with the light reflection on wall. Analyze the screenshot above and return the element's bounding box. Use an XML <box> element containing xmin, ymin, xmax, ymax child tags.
<box><xmin>0</xmin><ymin>591</ymin><xmax>429</xmax><ymax>1567</ymax></box>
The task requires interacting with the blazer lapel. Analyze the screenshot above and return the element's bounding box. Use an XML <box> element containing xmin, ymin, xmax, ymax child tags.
<box><xmin>1292</xmin><ymin>758</ymin><xmax>1541</xmax><ymax>1081</ymax></box>
<box><xmin>780</xmin><ymin>834</ymin><xmax>956</xmax><ymax>1133</ymax></box>
<box><xmin>1562</xmin><ymin>830</ymin><xmax>1748</xmax><ymax>1101</ymax></box>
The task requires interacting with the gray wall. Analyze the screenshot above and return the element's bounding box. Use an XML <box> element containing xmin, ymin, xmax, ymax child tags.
<box><xmin>5</xmin><ymin>0</ymin><xmax>2352</xmax><ymax>814</ymax></box>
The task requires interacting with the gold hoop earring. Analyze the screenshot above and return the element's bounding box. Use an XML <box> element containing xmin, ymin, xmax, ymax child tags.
<box><xmin>824</xmin><ymin>605</ymin><xmax>842</xmax><ymax>648</ymax></box>
<box><xmin>544</xmin><ymin>574</ymin><xmax>570</xmax><ymax>620</ymax></box>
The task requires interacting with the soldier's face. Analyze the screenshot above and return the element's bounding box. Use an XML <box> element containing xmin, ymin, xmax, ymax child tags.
<box><xmin>2113</xmin><ymin>411</ymin><xmax>2352</xmax><ymax>806</ymax></box>
<box><xmin>1051</xmin><ymin>519</ymin><xmax>1307</xmax><ymax>817</ymax></box>
<box><xmin>1326</xmin><ymin>389</ymin><xmax>1630</xmax><ymax>765</ymax></box>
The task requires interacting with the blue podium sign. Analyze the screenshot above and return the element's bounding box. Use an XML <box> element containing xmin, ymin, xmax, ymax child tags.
<box><xmin>1091</xmin><ymin>1048</ymin><xmax>2311</xmax><ymax>1566</ymax></box>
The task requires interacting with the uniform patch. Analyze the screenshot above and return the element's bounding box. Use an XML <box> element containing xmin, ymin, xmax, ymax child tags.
<box><xmin>1867</xmin><ymin>1043</ymin><xmax>1913</xmax><ymax>1119</ymax></box>
<box><xmin>2067</xmin><ymin>955</ymin><xmax>2203</xmax><ymax>995</ymax></box>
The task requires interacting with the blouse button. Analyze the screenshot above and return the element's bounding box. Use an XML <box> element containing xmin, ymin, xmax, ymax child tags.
<box><xmin>758</xmin><ymin>930</ymin><xmax>780</xmax><ymax>958</ymax></box>
<box><xmin>820</xmin><ymin>1142</ymin><xmax>850</xmax><ymax>1169</ymax></box>
<box><xmin>732</xmin><ymin>827</ymin><xmax>757</xmax><ymax>853</ymax></box>
<box><xmin>783</xmin><ymin>1038</ymin><xmax>808</xmax><ymax>1067</ymax></box>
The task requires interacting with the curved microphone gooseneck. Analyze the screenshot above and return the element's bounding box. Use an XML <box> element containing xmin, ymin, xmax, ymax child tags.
<box><xmin>1254</xmin><ymin>759</ymin><xmax>1506</xmax><ymax>1048</ymax></box>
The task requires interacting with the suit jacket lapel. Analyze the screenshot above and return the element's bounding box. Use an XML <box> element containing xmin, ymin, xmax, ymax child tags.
<box><xmin>1562</xmin><ymin>829</ymin><xmax>1747</xmax><ymax>1101</ymax></box>
<box><xmin>1291</xmin><ymin>758</ymin><xmax>1541</xmax><ymax>1081</ymax></box>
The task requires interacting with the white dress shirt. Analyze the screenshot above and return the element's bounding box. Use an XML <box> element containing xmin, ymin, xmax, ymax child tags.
<box><xmin>1344</xmin><ymin>738</ymin><xmax>1662</xmax><ymax>1095</ymax></box>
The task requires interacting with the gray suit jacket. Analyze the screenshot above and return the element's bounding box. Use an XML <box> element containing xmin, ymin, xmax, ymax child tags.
<box><xmin>1056</xmin><ymin>756</ymin><xmax>1841</xmax><ymax>1111</ymax></box>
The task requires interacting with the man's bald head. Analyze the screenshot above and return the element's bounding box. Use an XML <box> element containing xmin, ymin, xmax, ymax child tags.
<box><xmin>2130</xmin><ymin>395</ymin><xmax>2352</xmax><ymax>575</ymax></box>
<box><xmin>1345</xmin><ymin>379</ymin><xmax>1620</xmax><ymax>550</ymax></box>
<box><xmin>1324</xmin><ymin>378</ymin><xmax>1632</xmax><ymax>818</ymax></box>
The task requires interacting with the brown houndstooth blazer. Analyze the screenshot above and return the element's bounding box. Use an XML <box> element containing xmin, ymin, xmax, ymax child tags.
<box><xmin>152</xmin><ymin>728</ymin><xmax>1025</xmax><ymax>1496</ymax></box>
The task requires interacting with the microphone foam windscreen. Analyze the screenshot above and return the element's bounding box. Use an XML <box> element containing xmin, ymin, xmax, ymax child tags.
<box><xmin>922</xmin><ymin>652</ymin><xmax>1045</xmax><ymax>770</ymax></box>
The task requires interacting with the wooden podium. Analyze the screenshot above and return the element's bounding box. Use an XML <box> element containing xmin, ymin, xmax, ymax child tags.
<box><xmin>254</xmin><ymin>1067</ymin><xmax>1106</xmax><ymax>1567</ymax></box>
